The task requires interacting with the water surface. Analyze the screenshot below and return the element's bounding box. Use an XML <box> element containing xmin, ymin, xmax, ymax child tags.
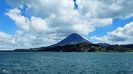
<box><xmin>0</xmin><ymin>52</ymin><xmax>133</xmax><ymax>74</ymax></box>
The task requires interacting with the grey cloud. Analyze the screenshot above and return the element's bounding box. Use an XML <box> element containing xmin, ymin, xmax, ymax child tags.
<box><xmin>91</xmin><ymin>22</ymin><xmax>133</xmax><ymax>44</ymax></box>
<box><xmin>109</xmin><ymin>36</ymin><xmax>127</xmax><ymax>42</ymax></box>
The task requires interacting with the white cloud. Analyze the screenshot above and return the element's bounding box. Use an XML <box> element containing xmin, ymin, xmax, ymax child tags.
<box><xmin>0</xmin><ymin>32</ymin><xmax>15</xmax><ymax>50</ymax></box>
<box><xmin>3</xmin><ymin>8</ymin><xmax>57</xmax><ymax>49</ymax></box>
<box><xmin>6</xmin><ymin>8</ymin><xmax>30</xmax><ymax>31</ymax></box>
<box><xmin>0</xmin><ymin>0</ymin><xmax>132</xmax><ymax>49</ymax></box>
<box><xmin>91</xmin><ymin>22</ymin><xmax>133</xmax><ymax>44</ymax></box>
<box><xmin>5</xmin><ymin>8</ymin><xmax>51</xmax><ymax>33</ymax></box>
<box><xmin>30</xmin><ymin>16</ymin><xmax>50</xmax><ymax>32</ymax></box>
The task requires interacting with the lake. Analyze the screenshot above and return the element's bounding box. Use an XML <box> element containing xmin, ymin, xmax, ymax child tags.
<box><xmin>0</xmin><ymin>52</ymin><xmax>133</xmax><ymax>74</ymax></box>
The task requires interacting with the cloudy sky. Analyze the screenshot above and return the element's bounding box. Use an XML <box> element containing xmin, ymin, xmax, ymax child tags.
<box><xmin>0</xmin><ymin>0</ymin><xmax>133</xmax><ymax>50</ymax></box>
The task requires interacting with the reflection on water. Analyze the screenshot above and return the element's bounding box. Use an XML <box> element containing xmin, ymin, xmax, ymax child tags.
<box><xmin>0</xmin><ymin>52</ymin><xmax>133</xmax><ymax>74</ymax></box>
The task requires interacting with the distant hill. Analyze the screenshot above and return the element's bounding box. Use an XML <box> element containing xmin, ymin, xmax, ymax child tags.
<box><xmin>106</xmin><ymin>45</ymin><xmax>133</xmax><ymax>52</ymax></box>
<box><xmin>121</xmin><ymin>44</ymin><xmax>133</xmax><ymax>49</ymax></box>
<box><xmin>97</xmin><ymin>43</ymin><xmax>111</xmax><ymax>47</ymax></box>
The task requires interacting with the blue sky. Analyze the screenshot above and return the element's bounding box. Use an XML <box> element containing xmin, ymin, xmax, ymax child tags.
<box><xmin>89</xmin><ymin>17</ymin><xmax>133</xmax><ymax>37</ymax></box>
<box><xmin>0</xmin><ymin>0</ymin><xmax>133</xmax><ymax>49</ymax></box>
<box><xmin>0</xmin><ymin>0</ymin><xmax>17</xmax><ymax>34</ymax></box>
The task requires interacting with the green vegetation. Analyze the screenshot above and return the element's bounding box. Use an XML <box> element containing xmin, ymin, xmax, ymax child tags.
<box><xmin>14</xmin><ymin>42</ymin><xmax>133</xmax><ymax>52</ymax></box>
<box><xmin>39</xmin><ymin>42</ymin><xmax>133</xmax><ymax>52</ymax></box>
<box><xmin>106</xmin><ymin>45</ymin><xmax>133</xmax><ymax>52</ymax></box>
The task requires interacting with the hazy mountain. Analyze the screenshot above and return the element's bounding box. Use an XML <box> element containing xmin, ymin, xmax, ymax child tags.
<box><xmin>97</xmin><ymin>43</ymin><xmax>111</xmax><ymax>47</ymax></box>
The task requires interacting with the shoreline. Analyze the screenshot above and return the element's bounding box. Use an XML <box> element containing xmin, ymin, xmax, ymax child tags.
<box><xmin>0</xmin><ymin>51</ymin><xmax>133</xmax><ymax>53</ymax></box>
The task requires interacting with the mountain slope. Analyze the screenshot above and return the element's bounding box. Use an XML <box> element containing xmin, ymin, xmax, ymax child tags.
<box><xmin>56</xmin><ymin>33</ymin><xmax>92</xmax><ymax>46</ymax></box>
<box><xmin>39</xmin><ymin>42</ymin><xmax>105</xmax><ymax>52</ymax></box>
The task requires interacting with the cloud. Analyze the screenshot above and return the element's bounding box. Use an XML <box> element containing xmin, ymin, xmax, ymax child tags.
<box><xmin>6</xmin><ymin>8</ymin><xmax>30</xmax><ymax>31</ymax></box>
<box><xmin>0</xmin><ymin>32</ymin><xmax>15</xmax><ymax>50</ymax></box>
<box><xmin>3</xmin><ymin>8</ymin><xmax>57</xmax><ymax>49</ymax></box>
<box><xmin>5</xmin><ymin>8</ymin><xmax>51</xmax><ymax>32</ymax></box>
<box><xmin>91</xmin><ymin>22</ymin><xmax>133</xmax><ymax>44</ymax></box>
<box><xmin>76</xmin><ymin>0</ymin><xmax>133</xmax><ymax>18</ymax></box>
<box><xmin>0</xmin><ymin>0</ymin><xmax>132</xmax><ymax>49</ymax></box>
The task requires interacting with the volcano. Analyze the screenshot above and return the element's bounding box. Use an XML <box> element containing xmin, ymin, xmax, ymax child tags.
<box><xmin>40</xmin><ymin>33</ymin><xmax>93</xmax><ymax>51</ymax></box>
<box><xmin>56</xmin><ymin>33</ymin><xmax>92</xmax><ymax>46</ymax></box>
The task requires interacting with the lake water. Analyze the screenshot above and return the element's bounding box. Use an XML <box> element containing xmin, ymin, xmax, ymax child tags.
<box><xmin>0</xmin><ymin>52</ymin><xmax>133</xmax><ymax>74</ymax></box>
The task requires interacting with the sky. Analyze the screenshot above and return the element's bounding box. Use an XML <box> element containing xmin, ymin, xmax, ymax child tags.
<box><xmin>0</xmin><ymin>0</ymin><xmax>133</xmax><ymax>50</ymax></box>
